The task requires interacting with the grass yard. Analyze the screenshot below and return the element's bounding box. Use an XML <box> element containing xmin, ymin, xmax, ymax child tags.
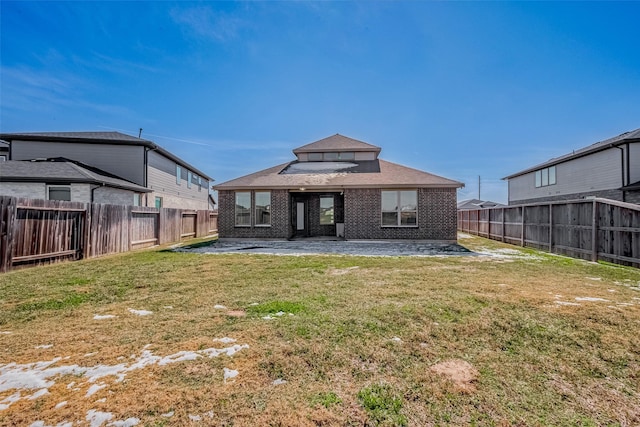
<box><xmin>1</xmin><ymin>234</ymin><xmax>640</xmax><ymax>426</ymax></box>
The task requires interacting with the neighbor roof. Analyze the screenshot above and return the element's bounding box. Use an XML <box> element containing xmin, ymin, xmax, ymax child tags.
<box><xmin>293</xmin><ymin>134</ymin><xmax>382</xmax><ymax>154</ymax></box>
<box><xmin>0</xmin><ymin>158</ymin><xmax>151</xmax><ymax>192</ymax></box>
<box><xmin>504</xmin><ymin>128</ymin><xmax>640</xmax><ymax>180</ymax></box>
<box><xmin>457</xmin><ymin>199</ymin><xmax>505</xmax><ymax>210</ymax></box>
<box><xmin>214</xmin><ymin>158</ymin><xmax>463</xmax><ymax>190</ymax></box>
<box><xmin>0</xmin><ymin>131</ymin><xmax>213</xmax><ymax>181</ymax></box>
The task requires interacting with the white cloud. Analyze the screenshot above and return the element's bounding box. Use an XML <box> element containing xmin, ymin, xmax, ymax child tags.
<box><xmin>170</xmin><ymin>6</ymin><xmax>246</xmax><ymax>42</ymax></box>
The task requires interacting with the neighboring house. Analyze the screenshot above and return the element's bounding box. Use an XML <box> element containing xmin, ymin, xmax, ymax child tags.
<box><xmin>214</xmin><ymin>134</ymin><xmax>463</xmax><ymax>241</ymax></box>
<box><xmin>0</xmin><ymin>140</ymin><xmax>8</xmax><ymax>161</ymax></box>
<box><xmin>503</xmin><ymin>128</ymin><xmax>640</xmax><ymax>205</ymax></box>
<box><xmin>0</xmin><ymin>158</ymin><xmax>150</xmax><ymax>204</ymax></box>
<box><xmin>0</xmin><ymin>131</ymin><xmax>213</xmax><ymax>210</ymax></box>
<box><xmin>457</xmin><ymin>199</ymin><xmax>505</xmax><ymax>210</ymax></box>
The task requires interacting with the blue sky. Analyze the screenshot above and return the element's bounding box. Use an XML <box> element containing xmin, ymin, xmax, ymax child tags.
<box><xmin>1</xmin><ymin>1</ymin><xmax>639</xmax><ymax>203</ymax></box>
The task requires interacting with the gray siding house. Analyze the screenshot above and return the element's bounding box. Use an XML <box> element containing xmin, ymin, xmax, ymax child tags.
<box><xmin>0</xmin><ymin>158</ymin><xmax>150</xmax><ymax>204</ymax></box>
<box><xmin>504</xmin><ymin>128</ymin><xmax>640</xmax><ymax>205</ymax></box>
<box><xmin>214</xmin><ymin>134</ymin><xmax>463</xmax><ymax>241</ymax></box>
<box><xmin>0</xmin><ymin>132</ymin><xmax>213</xmax><ymax>209</ymax></box>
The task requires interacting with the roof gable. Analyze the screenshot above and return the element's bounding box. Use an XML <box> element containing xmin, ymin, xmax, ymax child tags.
<box><xmin>293</xmin><ymin>134</ymin><xmax>381</xmax><ymax>154</ymax></box>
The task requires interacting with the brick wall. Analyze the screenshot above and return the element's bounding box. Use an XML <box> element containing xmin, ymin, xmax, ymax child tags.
<box><xmin>218</xmin><ymin>187</ymin><xmax>458</xmax><ymax>241</ymax></box>
<box><xmin>93</xmin><ymin>187</ymin><xmax>136</xmax><ymax>205</ymax></box>
<box><xmin>344</xmin><ymin>188</ymin><xmax>457</xmax><ymax>241</ymax></box>
<box><xmin>218</xmin><ymin>189</ymin><xmax>290</xmax><ymax>238</ymax></box>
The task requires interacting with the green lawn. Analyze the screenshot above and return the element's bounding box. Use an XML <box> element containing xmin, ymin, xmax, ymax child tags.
<box><xmin>1</xmin><ymin>235</ymin><xmax>639</xmax><ymax>426</ymax></box>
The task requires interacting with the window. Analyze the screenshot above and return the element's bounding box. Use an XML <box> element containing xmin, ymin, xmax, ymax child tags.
<box><xmin>198</xmin><ymin>177</ymin><xmax>202</xmax><ymax>192</ymax></box>
<box><xmin>187</xmin><ymin>171</ymin><xmax>192</xmax><ymax>188</ymax></box>
<box><xmin>133</xmin><ymin>193</ymin><xmax>142</xmax><ymax>206</ymax></box>
<box><xmin>320</xmin><ymin>196</ymin><xmax>334</xmax><ymax>225</ymax></box>
<box><xmin>176</xmin><ymin>165</ymin><xmax>181</xmax><ymax>185</ymax></box>
<box><xmin>307</xmin><ymin>152</ymin><xmax>355</xmax><ymax>161</ymax></box>
<box><xmin>255</xmin><ymin>192</ymin><xmax>271</xmax><ymax>226</ymax></box>
<box><xmin>235</xmin><ymin>192</ymin><xmax>251</xmax><ymax>226</ymax></box>
<box><xmin>0</xmin><ymin>155</ymin><xmax>6</xmax><ymax>161</ymax></box>
<box><xmin>48</xmin><ymin>186</ymin><xmax>71</xmax><ymax>201</ymax></box>
<box><xmin>155</xmin><ymin>196</ymin><xmax>163</xmax><ymax>208</ymax></box>
<box><xmin>535</xmin><ymin>166</ymin><xmax>556</xmax><ymax>188</ymax></box>
<box><xmin>381</xmin><ymin>190</ymin><xmax>417</xmax><ymax>227</ymax></box>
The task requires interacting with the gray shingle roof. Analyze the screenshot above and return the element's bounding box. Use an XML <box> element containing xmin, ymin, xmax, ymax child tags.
<box><xmin>0</xmin><ymin>131</ymin><xmax>213</xmax><ymax>181</ymax></box>
<box><xmin>293</xmin><ymin>134</ymin><xmax>382</xmax><ymax>153</ymax></box>
<box><xmin>0</xmin><ymin>159</ymin><xmax>150</xmax><ymax>192</ymax></box>
<box><xmin>214</xmin><ymin>158</ymin><xmax>462</xmax><ymax>190</ymax></box>
<box><xmin>504</xmin><ymin>128</ymin><xmax>640</xmax><ymax>179</ymax></box>
<box><xmin>457</xmin><ymin>199</ymin><xmax>505</xmax><ymax>210</ymax></box>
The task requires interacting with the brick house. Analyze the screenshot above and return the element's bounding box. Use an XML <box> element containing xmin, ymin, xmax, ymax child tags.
<box><xmin>214</xmin><ymin>134</ymin><xmax>463</xmax><ymax>241</ymax></box>
<box><xmin>0</xmin><ymin>131</ymin><xmax>213</xmax><ymax>209</ymax></box>
<box><xmin>0</xmin><ymin>158</ymin><xmax>150</xmax><ymax>204</ymax></box>
<box><xmin>504</xmin><ymin>128</ymin><xmax>640</xmax><ymax>205</ymax></box>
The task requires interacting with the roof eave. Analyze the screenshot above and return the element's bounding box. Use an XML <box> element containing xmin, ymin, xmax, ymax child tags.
<box><xmin>0</xmin><ymin>133</ymin><xmax>214</xmax><ymax>182</ymax></box>
<box><xmin>503</xmin><ymin>138</ymin><xmax>640</xmax><ymax>180</ymax></box>
<box><xmin>0</xmin><ymin>176</ymin><xmax>151</xmax><ymax>192</ymax></box>
<box><xmin>214</xmin><ymin>183</ymin><xmax>463</xmax><ymax>191</ymax></box>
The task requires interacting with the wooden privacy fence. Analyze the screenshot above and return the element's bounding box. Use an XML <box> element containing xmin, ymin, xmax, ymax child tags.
<box><xmin>458</xmin><ymin>198</ymin><xmax>640</xmax><ymax>268</ymax></box>
<box><xmin>0</xmin><ymin>196</ymin><xmax>218</xmax><ymax>272</ymax></box>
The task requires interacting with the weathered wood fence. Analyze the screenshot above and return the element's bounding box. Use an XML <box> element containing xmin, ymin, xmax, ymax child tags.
<box><xmin>458</xmin><ymin>198</ymin><xmax>640</xmax><ymax>268</ymax></box>
<box><xmin>0</xmin><ymin>196</ymin><xmax>218</xmax><ymax>272</ymax></box>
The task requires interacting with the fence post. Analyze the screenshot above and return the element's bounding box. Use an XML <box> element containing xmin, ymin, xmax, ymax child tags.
<box><xmin>520</xmin><ymin>206</ymin><xmax>526</xmax><ymax>247</ymax></box>
<box><xmin>591</xmin><ymin>200</ymin><xmax>599</xmax><ymax>262</ymax></box>
<box><xmin>0</xmin><ymin>196</ymin><xmax>17</xmax><ymax>272</ymax></box>
<box><xmin>501</xmin><ymin>207</ymin><xmax>505</xmax><ymax>242</ymax></box>
<box><xmin>548</xmin><ymin>204</ymin><xmax>553</xmax><ymax>253</ymax></box>
<box><xmin>82</xmin><ymin>203</ymin><xmax>91</xmax><ymax>259</ymax></box>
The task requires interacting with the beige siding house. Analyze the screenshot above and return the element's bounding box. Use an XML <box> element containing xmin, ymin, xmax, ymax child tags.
<box><xmin>0</xmin><ymin>132</ymin><xmax>213</xmax><ymax>209</ymax></box>
<box><xmin>214</xmin><ymin>134</ymin><xmax>463</xmax><ymax>241</ymax></box>
<box><xmin>504</xmin><ymin>128</ymin><xmax>640</xmax><ymax>205</ymax></box>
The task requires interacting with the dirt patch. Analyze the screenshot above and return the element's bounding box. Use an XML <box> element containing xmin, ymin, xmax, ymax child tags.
<box><xmin>430</xmin><ymin>359</ymin><xmax>479</xmax><ymax>393</ymax></box>
<box><xmin>227</xmin><ymin>310</ymin><xmax>246</xmax><ymax>317</ymax></box>
<box><xmin>327</xmin><ymin>266</ymin><xmax>360</xmax><ymax>276</ymax></box>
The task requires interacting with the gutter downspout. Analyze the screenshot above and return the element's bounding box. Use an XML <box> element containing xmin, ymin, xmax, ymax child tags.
<box><xmin>90</xmin><ymin>183</ymin><xmax>105</xmax><ymax>203</ymax></box>
<box><xmin>614</xmin><ymin>145</ymin><xmax>626</xmax><ymax>202</ymax></box>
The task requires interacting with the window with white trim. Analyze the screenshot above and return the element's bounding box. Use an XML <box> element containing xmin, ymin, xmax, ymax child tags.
<box><xmin>381</xmin><ymin>190</ymin><xmax>417</xmax><ymax>227</ymax></box>
<box><xmin>235</xmin><ymin>192</ymin><xmax>251</xmax><ymax>226</ymax></box>
<box><xmin>176</xmin><ymin>165</ymin><xmax>181</xmax><ymax>185</ymax></box>
<box><xmin>48</xmin><ymin>185</ymin><xmax>71</xmax><ymax>201</ymax></box>
<box><xmin>187</xmin><ymin>171</ymin><xmax>192</xmax><ymax>188</ymax></box>
<box><xmin>255</xmin><ymin>191</ymin><xmax>271</xmax><ymax>226</ymax></box>
<box><xmin>535</xmin><ymin>166</ymin><xmax>556</xmax><ymax>188</ymax></box>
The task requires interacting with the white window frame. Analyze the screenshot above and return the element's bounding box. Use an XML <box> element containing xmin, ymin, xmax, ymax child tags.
<box><xmin>187</xmin><ymin>171</ymin><xmax>192</xmax><ymax>189</ymax></box>
<box><xmin>155</xmin><ymin>196</ymin><xmax>163</xmax><ymax>208</ymax></box>
<box><xmin>381</xmin><ymin>190</ymin><xmax>418</xmax><ymax>227</ymax></box>
<box><xmin>176</xmin><ymin>165</ymin><xmax>181</xmax><ymax>185</ymax></box>
<box><xmin>255</xmin><ymin>191</ymin><xmax>271</xmax><ymax>227</ymax></box>
<box><xmin>47</xmin><ymin>185</ymin><xmax>71</xmax><ymax>201</ymax></box>
<box><xmin>235</xmin><ymin>191</ymin><xmax>252</xmax><ymax>227</ymax></box>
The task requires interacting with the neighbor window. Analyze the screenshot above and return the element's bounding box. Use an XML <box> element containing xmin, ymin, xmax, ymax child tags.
<box><xmin>187</xmin><ymin>171</ymin><xmax>192</xmax><ymax>188</ymax></box>
<box><xmin>0</xmin><ymin>155</ymin><xmax>6</xmax><ymax>161</ymax></box>
<box><xmin>255</xmin><ymin>191</ymin><xmax>271</xmax><ymax>226</ymax></box>
<box><xmin>308</xmin><ymin>152</ymin><xmax>323</xmax><ymax>161</ymax></box>
<box><xmin>133</xmin><ymin>193</ymin><xmax>142</xmax><ymax>206</ymax></box>
<box><xmin>48</xmin><ymin>186</ymin><xmax>71</xmax><ymax>201</ymax></box>
<box><xmin>381</xmin><ymin>190</ymin><xmax>417</xmax><ymax>227</ymax></box>
<box><xmin>320</xmin><ymin>196</ymin><xmax>334</xmax><ymax>225</ymax></box>
<box><xmin>535</xmin><ymin>166</ymin><xmax>556</xmax><ymax>188</ymax></box>
<box><xmin>235</xmin><ymin>192</ymin><xmax>251</xmax><ymax>226</ymax></box>
<box><xmin>176</xmin><ymin>165</ymin><xmax>181</xmax><ymax>185</ymax></box>
<box><xmin>155</xmin><ymin>196</ymin><xmax>163</xmax><ymax>208</ymax></box>
<box><xmin>198</xmin><ymin>176</ymin><xmax>202</xmax><ymax>192</ymax></box>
